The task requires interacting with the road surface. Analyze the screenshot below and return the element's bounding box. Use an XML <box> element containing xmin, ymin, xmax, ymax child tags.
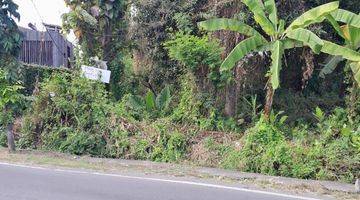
<box><xmin>0</xmin><ymin>163</ymin><xmax>320</xmax><ymax>200</ymax></box>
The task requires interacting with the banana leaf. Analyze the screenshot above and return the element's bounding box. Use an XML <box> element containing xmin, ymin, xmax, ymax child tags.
<box><xmin>220</xmin><ymin>35</ymin><xmax>267</xmax><ymax>72</ymax></box>
<box><xmin>286</xmin><ymin>1</ymin><xmax>339</xmax><ymax>32</ymax></box>
<box><xmin>198</xmin><ymin>18</ymin><xmax>261</xmax><ymax>37</ymax></box>
<box><xmin>331</xmin><ymin>9</ymin><xmax>360</xmax><ymax>28</ymax></box>
<box><xmin>286</xmin><ymin>28</ymin><xmax>324</xmax><ymax>53</ymax></box>
<box><xmin>270</xmin><ymin>40</ymin><xmax>284</xmax><ymax>89</ymax></box>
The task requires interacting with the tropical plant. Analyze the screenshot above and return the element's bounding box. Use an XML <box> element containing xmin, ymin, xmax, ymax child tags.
<box><xmin>319</xmin><ymin>9</ymin><xmax>360</xmax><ymax>117</ymax></box>
<box><xmin>0</xmin><ymin>0</ymin><xmax>22</xmax><ymax>81</ymax></box>
<box><xmin>0</xmin><ymin>0</ymin><xmax>21</xmax><ymax>60</ymax></box>
<box><xmin>0</xmin><ymin>69</ymin><xmax>24</xmax><ymax>152</ymax></box>
<box><xmin>164</xmin><ymin>32</ymin><xmax>223</xmax><ymax>89</ymax></box>
<box><xmin>198</xmin><ymin>1</ymin><xmax>360</xmax><ymax>118</ymax></box>
<box><xmin>164</xmin><ymin>32</ymin><xmax>222</xmax><ymax>72</ymax></box>
<box><xmin>319</xmin><ymin>9</ymin><xmax>360</xmax><ymax>85</ymax></box>
<box><xmin>62</xmin><ymin>0</ymin><xmax>126</xmax><ymax>59</ymax></box>
<box><xmin>127</xmin><ymin>85</ymin><xmax>172</xmax><ymax>117</ymax></box>
<box><xmin>62</xmin><ymin>0</ymin><xmax>128</xmax><ymax>99</ymax></box>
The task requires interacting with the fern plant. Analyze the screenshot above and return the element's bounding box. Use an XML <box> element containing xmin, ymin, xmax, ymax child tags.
<box><xmin>198</xmin><ymin>1</ymin><xmax>360</xmax><ymax>119</ymax></box>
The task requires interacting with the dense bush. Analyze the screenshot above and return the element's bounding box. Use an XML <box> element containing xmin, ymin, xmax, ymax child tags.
<box><xmin>15</xmin><ymin>71</ymin><xmax>358</xmax><ymax>183</ymax></box>
<box><xmin>19</xmin><ymin>64</ymin><xmax>70</xmax><ymax>95</ymax></box>
<box><xmin>219</xmin><ymin>109</ymin><xmax>359</xmax><ymax>182</ymax></box>
<box><xmin>19</xmin><ymin>72</ymin><xmax>114</xmax><ymax>155</ymax></box>
<box><xmin>150</xmin><ymin>120</ymin><xmax>188</xmax><ymax>162</ymax></box>
<box><xmin>164</xmin><ymin>32</ymin><xmax>222</xmax><ymax>73</ymax></box>
<box><xmin>0</xmin><ymin>127</ymin><xmax>6</xmax><ymax>147</ymax></box>
<box><xmin>18</xmin><ymin>72</ymin><xmax>188</xmax><ymax>162</ymax></box>
<box><xmin>171</xmin><ymin>74</ymin><xmax>202</xmax><ymax>124</ymax></box>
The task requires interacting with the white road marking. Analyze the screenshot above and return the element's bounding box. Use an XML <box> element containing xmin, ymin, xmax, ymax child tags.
<box><xmin>0</xmin><ymin>162</ymin><xmax>321</xmax><ymax>200</ymax></box>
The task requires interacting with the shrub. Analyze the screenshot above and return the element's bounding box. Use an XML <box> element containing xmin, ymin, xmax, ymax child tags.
<box><xmin>19</xmin><ymin>72</ymin><xmax>120</xmax><ymax>156</ymax></box>
<box><xmin>164</xmin><ymin>32</ymin><xmax>222</xmax><ymax>72</ymax></box>
<box><xmin>106</xmin><ymin>130</ymin><xmax>131</xmax><ymax>158</ymax></box>
<box><xmin>162</xmin><ymin>131</ymin><xmax>187</xmax><ymax>162</ymax></box>
<box><xmin>273</xmin><ymin>89</ymin><xmax>344</xmax><ymax>124</ymax></box>
<box><xmin>59</xmin><ymin>130</ymin><xmax>106</xmax><ymax>156</ymax></box>
<box><xmin>220</xmin><ymin>148</ymin><xmax>242</xmax><ymax>170</ymax></box>
<box><xmin>311</xmin><ymin>108</ymin><xmax>360</xmax><ymax>182</ymax></box>
<box><xmin>290</xmin><ymin>143</ymin><xmax>322</xmax><ymax>179</ymax></box>
<box><xmin>172</xmin><ymin>74</ymin><xmax>202</xmax><ymax>124</ymax></box>
<box><xmin>151</xmin><ymin>131</ymin><xmax>187</xmax><ymax>163</ymax></box>
<box><xmin>220</xmin><ymin>108</ymin><xmax>360</xmax><ymax>183</ymax></box>
<box><xmin>134</xmin><ymin>139</ymin><xmax>151</xmax><ymax>160</ymax></box>
<box><xmin>149</xmin><ymin>120</ymin><xmax>188</xmax><ymax>162</ymax></box>
<box><xmin>13</xmin><ymin>70</ymin><xmax>359</xmax><ymax>184</ymax></box>
<box><xmin>0</xmin><ymin>128</ymin><xmax>6</xmax><ymax>147</ymax></box>
<box><xmin>127</xmin><ymin>85</ymin><xmax>172</xmax><ymax>120</ymax></box>
<box><xmin>234</xmin><ymin>115</ymin><xmax>287</xmax><ymax>174</ymax></box>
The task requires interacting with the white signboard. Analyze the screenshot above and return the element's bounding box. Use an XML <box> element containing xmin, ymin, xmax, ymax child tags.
<box><xmin>81</xmin><ymin>65</ymin><xmax>111</xmax><ymax>83</ymax></box>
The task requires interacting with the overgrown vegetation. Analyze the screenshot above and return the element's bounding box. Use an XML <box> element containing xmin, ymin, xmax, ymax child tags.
<box><xmin>0</xmin><ymin>0</ymin><xmax>359</xmax><ymax>184</ymax></box>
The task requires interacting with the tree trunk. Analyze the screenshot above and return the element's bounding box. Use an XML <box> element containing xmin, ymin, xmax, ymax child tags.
<box><xmin>264</xmin><ymin>82</ymin><xmax>275</xmax><ymax>120</ymax></box>
<box><xmin>225</xmin><ymin>80</ymin><xmax>237</xmax><ymax>117</ymax></box>
<box><xmin>209</xmin><ymin>1</ymin><xmax>245</xmax><ymax>118</ymax></box>
<box><xmin>102</xmin><ymin>22</ymin><xmax>112</xmax><ymax>61</ymax></box>
<box><xmin>7</xmin><ymin>123</ymin><xmax>15</xmax><ymax>153</ymax></box>
<box><xmin>348</xmin><ymin>81</ymin><xmax>360</xmax><ymax>120</ymax></box>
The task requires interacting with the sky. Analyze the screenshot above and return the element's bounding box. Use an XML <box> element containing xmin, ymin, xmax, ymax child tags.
<box><xmin>13</xmin><ymin>0</ymin><xmax>75</xmax><ymax>42</ymax></box>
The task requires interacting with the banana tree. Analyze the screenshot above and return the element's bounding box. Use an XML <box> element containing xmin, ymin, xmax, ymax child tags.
<box><xmin>320</xmin><ymin>9</ymin><xmax>360</xmax><ymax>86</ymax></box>
<box><xmin>198</xmin><ymin>1</ymin><xmax>341</xmax><ymax>118</ymax></box>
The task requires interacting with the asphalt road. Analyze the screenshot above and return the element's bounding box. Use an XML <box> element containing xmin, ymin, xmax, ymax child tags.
<box><xmin>0</xmin><ymin>163</ymin><xmax>320</xmax><ymax>200</ymax></box>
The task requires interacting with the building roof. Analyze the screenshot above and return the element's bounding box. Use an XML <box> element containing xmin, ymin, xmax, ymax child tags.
<box><xmin>43</xmin><ymin>23</ymin><xmax>62</xmax><ymax>32</ymax></box>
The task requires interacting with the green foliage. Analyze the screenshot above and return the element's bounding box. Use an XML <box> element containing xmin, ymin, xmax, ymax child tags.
<box><xmin>59</xmin><ymin>130</ymin><xmax>105</xmax><ymax>156</ymax></box>
<box><xmin>104</xmin><ymin>130</ymin><xmax>130</xmax><ymax>158</ymax></box>
<box><xmin>20</xmin><ymin>65</ymin><xmax>71</xmax><ymax>95</ymax></box>
<box><xmin>173</xmin><ymin>13</ymin><xmax>193</xmax><ymax>34</ymax></box>
<box><xmin>219</xmin><ymin>108</ymin><xmax>359</xmax><ymax>182</ymax></box>
<box><xmin>17</xmin><ymin>72</ymin><xmax>188</xmax><ymax>161</ymax></box>
<box><xmin>0</xmin><ymin>0</ymin><xmax>22</xmax><ymax>83</ymax></box>
<box><xmin>62</xmin><ymin>0</ymin><xmax>126</xmax><ymax>47</ymax></box>
<box><xmin>230</xmin><ymin>114</ymin><xmax>286</xmax><ymax>172</ymax></box>
<box><xmin>127</xmin><ymin>85</ymin><xmax>172</xmax><ymax>119</ymax></box>
<box><xmin>0</xmin><ymin>69</ymin><xmax>24</xmax><ymax>125</ymax></box>
<box><xmin>198</xmin><ymin>1</ymin><xmax>351</xmax><ymax>117</ymax></box>
<box><xmin>272</xmin><ymin>89</ymin><xmax>344</xmax><ymax>124</ymax></box>
<box><xmin>199</xmin><ymin>1</ymin><xmax>341</xmax><ymax>88</ymax></box>
<box><xmin>62</xmin><ymin>0</ymin><xmax>128</xmax><ymax>101</ymax></box>
<box><xmin>130</xmin><ymin>0</ymin><xmax>205</xmax><ymax>91</ymax></box>
<box><xmin>133</xmin><ymin>139</ymin><xmax>150</xmax><ymax>160</ymax></box>
<box><xmin>0</xmin><ymin>127</ymin><xmax>6</xmax><ymax>147</ymax></box>
<box><xmin>0</xmin><ymin>70</ymin><xmax>23</xmax><ymax>109</ymax></box>
<box><xmin>151</xmin><ymin>130</ymin><xmax>187</xmax><ymax>163</ymax></box>
<box><xmin>156</xmin><ymin>85</ymin><xmax>171</xmax><ymax>111</ymax></box>
<box><xmin>320</xmin><ymin>10</ymin><xmax>360</xmax><ymax>87</ymax></box>
<box><xmin>19</xmin><ymin>72</ymin><xmax>112</xmax><ymax>155</ymax></box>
<box><xmin>164</xmin><ymin>32</ymin><xmax>222</xmax><ymax>72</ymax></box>
<box><xmin>171</xmin><ymin>74</ymin><xmax>202</xmax><ymax>124</ymax></box>
<box><xmin>0</xmin><ymin>0</ymin><xmax>21</xmax><ymax>59</ymax></box>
